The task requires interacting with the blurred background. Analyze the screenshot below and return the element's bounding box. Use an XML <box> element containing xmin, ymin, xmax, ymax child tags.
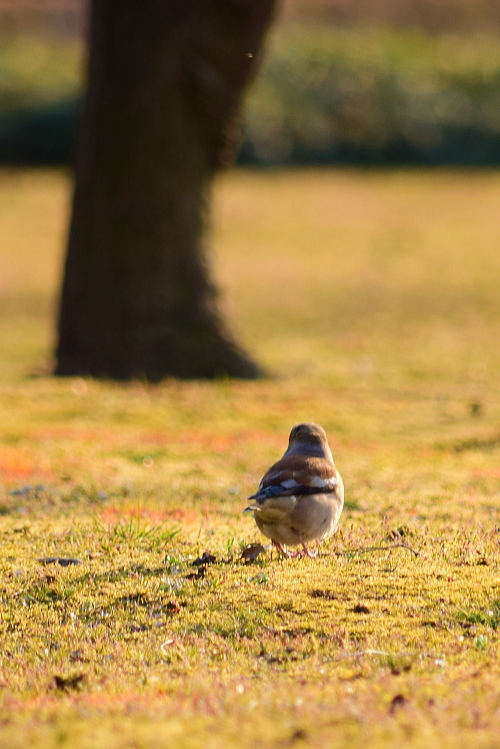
<box><xmin>2</xmin><ymin>0</ymin><xmax>500</xmax><ymax>166</ymax></box>
<box><xmin>2</xmin><ymin>0</ymin><xmax>500</xmax><ymax>387</ymax></box>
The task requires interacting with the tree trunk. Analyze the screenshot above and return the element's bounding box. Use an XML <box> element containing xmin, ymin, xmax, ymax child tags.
<box><xmin>55</xmin><ymin>0</ymin><xmax>276</xmax><ymax>380</ymax></box>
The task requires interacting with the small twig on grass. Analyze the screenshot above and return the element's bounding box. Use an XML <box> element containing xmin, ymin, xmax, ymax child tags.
<box><xmin>331</xmin><ymin>543</ymin><xmax>419</xmax><ymax>557</ymax></box>
<box><xmin>324</xmin><ymin>650</ymin><xmax>445</xmax><ymax>663</ymax></box>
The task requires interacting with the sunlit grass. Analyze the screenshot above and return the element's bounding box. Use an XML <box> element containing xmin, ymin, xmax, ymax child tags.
<box><xmin>1</xmin><ymin>167</ymin><xmax>500</xmax><ymax>748</ymax></box>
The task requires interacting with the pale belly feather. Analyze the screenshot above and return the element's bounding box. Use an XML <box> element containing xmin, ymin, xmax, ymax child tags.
<box><xmin>254</xmin><ymin>489</ymin><xmax>343</xmax><ymax>547</ymax></box>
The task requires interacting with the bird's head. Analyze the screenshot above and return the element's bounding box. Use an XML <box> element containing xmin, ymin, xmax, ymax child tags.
<box><xmin>286</xmin><ymin>422</ymin><xmax>333</xmax><ymax>460</ymax></box>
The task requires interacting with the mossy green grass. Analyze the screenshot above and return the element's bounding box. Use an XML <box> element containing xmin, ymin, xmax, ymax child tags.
<box><xmin>1</xmin><ymin>168</ymin><xmax>500</xmax><ymax>748</ymax></box>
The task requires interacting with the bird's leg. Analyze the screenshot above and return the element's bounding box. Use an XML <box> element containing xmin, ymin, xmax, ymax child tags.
<box><xmin>272</xmin><ymin>540</ymin><xmax>287</xmax><ymax>556</ymax></box>
<box><xmin>296</xmin><ymin>533</ymin><xmax>318</xmax><ymax>558</ymax></box>
<box><xmin>272</xmin><ymin>540</ymin><xmax>300</xmax><ymax>558</ymax></box>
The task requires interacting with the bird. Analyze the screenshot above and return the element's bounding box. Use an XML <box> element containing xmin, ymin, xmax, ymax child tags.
<box><xmin>244</xmin><ymin>423</ymin><xmax>344</xmax><ymax>558</ymax></box>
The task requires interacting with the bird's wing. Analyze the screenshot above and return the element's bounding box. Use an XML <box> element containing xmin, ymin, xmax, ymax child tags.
<box><xmin>247</xmin><ymin>455</ymin><xmax>338</xmax><ymax>504</ymax></box>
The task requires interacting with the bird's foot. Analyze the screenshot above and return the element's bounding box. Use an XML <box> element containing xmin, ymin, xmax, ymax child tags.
<box><xmin>300</xmin><ymin>546</ymin><xmax>318</xmax><ymax>558</ymax></box>
<box><xmin>297</xmin><ymin>533</ymin><xmax>318</xmax><ymax>558</ymax></box>
<box><xmin>272</xmin><ymin>541</ymin><xmax>300</xmax><ymax>558</ymax></box>
<box><xmin>272</xmin><ymin>539</ymin><xmax>318</xmax><ymax>558</ymax></box>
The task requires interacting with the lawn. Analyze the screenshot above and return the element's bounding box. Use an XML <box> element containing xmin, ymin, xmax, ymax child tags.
<box><xmin>1</xmin><ymin>167</ymin><xmax>500</xmax><ymax>748</ymax></box>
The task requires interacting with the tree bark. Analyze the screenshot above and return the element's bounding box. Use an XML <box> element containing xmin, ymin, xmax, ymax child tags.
<box><xmin>55</xmin><ymin>0</ymin><xmax>276</xmax><ymax>380</ymax></box>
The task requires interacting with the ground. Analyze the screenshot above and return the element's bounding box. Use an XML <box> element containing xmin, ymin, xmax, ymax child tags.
<box><xmin>0</xmin><ymin>168</ymin><xmax>499</xmax><ymax>748</ymax></box>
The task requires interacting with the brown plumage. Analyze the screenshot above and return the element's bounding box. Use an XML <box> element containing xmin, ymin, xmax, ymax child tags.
<box><xmin>245</xmin><ymin>423</ymin><xmax>344</xmax><ymax>557</ymax></box>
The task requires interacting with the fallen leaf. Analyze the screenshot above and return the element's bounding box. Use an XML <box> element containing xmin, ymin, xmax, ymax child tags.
<box><xmin>53</xmin><ymin>674</ymin><xmax>86</xmax><ymax>692</ymax></box>
<box><xmin>241</xmin><ymin>543</ymin><xmax>266</xmax><ymax>562</ymax></box>
<box><xmin>37</xmin><ymin>557</ymin><xmax>82</xmax><ymax>566</ymax></box>
<box><xmin>186</xmin><ymin>566</ymin><xmax>206</xmax><ymax>580</ymax></box>
<box><xmin>69</xmin><ymin>649</ymin><xmax>87</xmax><ymax>663</ymax></box>
<box><xmin>389</xmin><ymin>694</ymin><xmax>407</xmax><ymax>715</ymax></box>
<box><xmin>192</xmin><ymin>552</ymin><xmax>217</xmax><ymax>566</ymax></box>
<box><xmin>309</xmin><ymin>589</ymin><xmax>336</xmax><ymax>600</ymax></box>
<box><xmin>165</xmin><ymin>601</ymin><xmax>182</xmax><ymax>614</ymax></box>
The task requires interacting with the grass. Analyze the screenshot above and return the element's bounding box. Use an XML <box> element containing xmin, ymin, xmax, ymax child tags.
<box><xmin>1</xmin><ymin>167</ymin><xmax>500</xmax><ymax>748</ymax></box>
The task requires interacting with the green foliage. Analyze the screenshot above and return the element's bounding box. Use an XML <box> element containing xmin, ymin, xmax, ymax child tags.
<box><xmin>457</xmin><ymin>601</ymin><xmax>500</xmax><ymax>630</ymax></box>
<box><xmin>243</xmin><ymin>25</ymin><xmax>500</xmax><ymax>164</ymax></box>
<box><xmin>102</xmin><ymin>517</ymin><xmax>180</xmax><ymax>549</ymax></box>
<box><xmin>3</xmin><ymin>27</ymin><xmax>500</xmax><ymax>163</ymax></box>
<box><xmin>0</xmin><ymin>35</ymin><xmax>82</xmax><ymax>110</ymax></box>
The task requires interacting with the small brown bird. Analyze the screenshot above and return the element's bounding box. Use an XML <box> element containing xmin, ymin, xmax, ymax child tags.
<box><xmin>245</xmin><ymin>423</ymin><xmax>344</xmax><ymax>557</ymax></box>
